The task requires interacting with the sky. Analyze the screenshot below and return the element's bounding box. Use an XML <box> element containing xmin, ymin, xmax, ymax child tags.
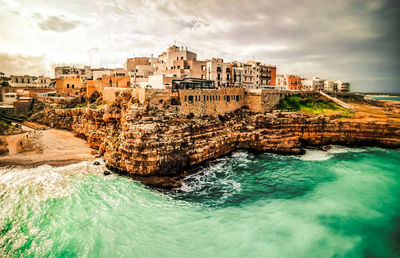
<box><xmin>0</xmin><ymin>0</ymin><xmax>399</xmax><ymax>93</ymax></box>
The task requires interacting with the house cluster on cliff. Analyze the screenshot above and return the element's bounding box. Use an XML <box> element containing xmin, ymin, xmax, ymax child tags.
<box><xmin>0</xmin><ymin>45</ymin><xmax>350</xmax><ymax>116</ymax></box>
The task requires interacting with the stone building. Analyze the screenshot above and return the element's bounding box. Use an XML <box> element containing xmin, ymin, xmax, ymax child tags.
<box><xmin>55</xmin><ymin>66</ymin><xmax>91</xmax><ymax>80</ymax></box>
<box><xmin>56</xmin><ymin>77</ymin><xmax>84</xmax><ymax>97</ymax></box>
<box><xmin>9</xmin><ymin>75</ymin><xmax>37</xmax><ymax>88</ymax></box>
<box><xmin>170</xmin><ymin>78</ymin><xmax>245</xmax><ymax>116</ymax></box>
<box><xmin>37</xmin><ymin>76</ymin><xmax>52</xmax><ymax>88</ymax></box>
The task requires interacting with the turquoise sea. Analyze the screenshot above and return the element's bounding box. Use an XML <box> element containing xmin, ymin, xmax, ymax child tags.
<box><xmin>1</xmin><ymin>146</ymin><xmax>400</xmax><ymax>257</ymax></box>
<box><xmin>371</xmin><ymin>96</ymin><xmax>400</xmax><ymax>101</ymax></box>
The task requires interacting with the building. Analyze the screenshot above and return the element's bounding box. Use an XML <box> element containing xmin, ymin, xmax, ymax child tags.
<box><xmin>324</xmin><ymin>80</ymin><xmax>338</xmax><ymax>92</ymax></box>
<box><xmin>336</xmin><ymin>81</ymin><xmax>350</xmax><ymax>93</ymax></box>
<box><xmin>0</xmin><ymin>72</ymin><xmax>10</xmax><ymax>86</ymax></box>
<box><xmin>9</xmin><ymin>75</ymin><xmax>37</xmax><ymax>88</ymax></box>
<box><xmin>301</xmin><ymin>77</ymin><xmax>325</xmax><ymax>91</ymax></box>
<box><xmin>206</xmin><ymin>58</ymin><xmax>231</xmax><ymax>87</ymax></box>
<box><xmin>155</xmin><ymin>45</ymin><xmax>206</xmax><ymax>80</ymax></box>
<box><xmin>37</xmin><ymin>76</ymin><xmax>52</xmax><ymax>88</ymax></box>
<box><xmin>170</xmin><ymin>77</ymin><xmax>245</xmax><ymax>116</ymax></box>
<box><xmin>56</xmin><ymin>77</ymin><xmax>84</xmax><ymax>97</ymax></box>
<box><xmin>125</xmin><ymin>57</ymin><xmax>157</xmax><ymax>72</ymax></box>
<box><xmin>55</xmin><ymin>66</ymin><xmax>91</xmax><ymax>80</ymax></box>
<box><xmin>247</xmin><ymin>61</ymin><xmax>277</xmax><ymax>88</ymax></box>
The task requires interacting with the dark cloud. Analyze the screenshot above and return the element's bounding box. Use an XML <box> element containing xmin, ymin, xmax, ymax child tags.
<box><xmin>37</xmin><ymin>15</ymin><xmax>80</xmax><ymax>32</ymax></box>
<box><xmin>0</xmin><ymin>53</ymin><xmax>50</xmax><ymax>76</ymax></box>
<box><xmin>1</xmin><ymin>0</ymin><xmax>399</xmax><ymax>93</ymax></box>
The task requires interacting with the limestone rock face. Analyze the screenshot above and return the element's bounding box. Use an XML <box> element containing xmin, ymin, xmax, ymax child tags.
<box><xmin>32</xmin><ymin>103</ymin><xmax>400</xmax><ymax>184</ymax></box>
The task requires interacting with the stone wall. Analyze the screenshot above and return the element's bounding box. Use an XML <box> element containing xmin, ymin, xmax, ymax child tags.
<box><xmin>176</xmin><ymin>87</ymin><xmax>245</xmax><ymax>117</ymax></box>
<box><xmin>245</xmin><ymin>90</ymin><xmax>293</xmax><ymax>113</ymax></box>
<box><xmin>103</xmin><ymin>87</ymin><xmax>133</xmax><ymax>104</ymax></box>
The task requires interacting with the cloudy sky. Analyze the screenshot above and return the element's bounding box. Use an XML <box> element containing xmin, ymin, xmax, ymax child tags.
<box><xmin>0</xmin><ymin>0</ymin><xmax>399</xmax><ymax>93</ymax></box>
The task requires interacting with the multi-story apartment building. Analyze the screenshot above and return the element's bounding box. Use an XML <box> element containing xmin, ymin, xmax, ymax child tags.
<box><xmin>324</xmin><ymin>80</ymin><xmax>338</xmax><ymax>92</ymax></box>
<box><xmin>276</xmin><ymin>74</ymin><xmax>302</xmax><ymax>90</ymax></box>
<box><xmin>231</xmin><ymin>61</ymin><xmax>276</xmax><ymax>89</ymax></box>
<box><xmin>336</xmin><ymin>81</ymin><xmax>350</xmax><ymax>93</ymax></box>
<box><xmin>301</xmin><ymin>77</ymin><xmax>325</xmax><ymax>91</ymax></box>
<box><xmin>247</xmin><ymin>61</ymin><xmax>276</xmax><ymax>88</ymax></box>
<box><xmin>206</xmin><ymin>58</ymin><xmax>231</xmax><ymax>87</ymax></box>
<box><xmin>232</xmin><ymin>62</ymin><xmax>255</xmax><ymax>88</ymax></box>
<box><xmin>155</xmin><ymin>45</ymin><xmax>207</xmax><ymax>80</ymax></box>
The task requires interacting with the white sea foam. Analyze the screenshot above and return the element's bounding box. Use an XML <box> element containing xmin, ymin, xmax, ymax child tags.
<box><xmin>300</xmin><ymin>149</ymin><xmax>332</xmax><ymax>161</ymax></box>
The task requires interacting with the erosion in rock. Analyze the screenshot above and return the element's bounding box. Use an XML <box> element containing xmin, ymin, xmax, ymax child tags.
<box><xmin>29</xmin><ymin>95</ymin><xmax>400</xmax><ymax>188</ymax></box>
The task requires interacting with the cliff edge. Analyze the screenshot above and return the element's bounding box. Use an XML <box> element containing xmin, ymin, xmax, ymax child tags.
<box><xmin>29</xmin><ymin>95</ymin><xmax>400</xmax><ymax>188</ymax></box>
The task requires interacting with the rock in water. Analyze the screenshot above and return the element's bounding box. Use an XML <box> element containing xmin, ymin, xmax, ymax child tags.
<box><xmin>103</xmin><ymin>170</ymin><xmax>111</xmax><ymax>176</ymax></box>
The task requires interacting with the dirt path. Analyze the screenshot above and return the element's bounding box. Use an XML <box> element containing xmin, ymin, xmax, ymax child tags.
<box><xmin>0</xmin><ymin>129</ymin><xmax>94</xmax><ymax>168</ymax></box>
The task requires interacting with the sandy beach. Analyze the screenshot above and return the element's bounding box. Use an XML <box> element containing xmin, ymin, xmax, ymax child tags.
<box><xmin>0</xmin><ymin>129</ymin><xmax>94</xmax><ymax>168</ymax></box>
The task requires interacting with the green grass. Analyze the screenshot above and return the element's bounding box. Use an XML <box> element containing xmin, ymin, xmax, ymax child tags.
<box><xmin>276</xmin><ymin>94</ymin><xmax>353</xmax><ymax>115</ymax></box>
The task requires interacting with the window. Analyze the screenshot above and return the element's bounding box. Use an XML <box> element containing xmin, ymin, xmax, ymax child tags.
<box><xmin>195</xmin><ymin>96</ymin><xmax>197</xmax><ymax>101</ymax></box>
<box><xmin>177</xmin><ymin>66</ymin><xmax>180</xmax><ymax>69</ymax></box>
<box><xmin>201</xmin><ymin>65</ymin><xmax>205</xmax><ymax>71</ymax></box>
<box><xmin>188</xmin><ymin>96</ymin><xmax>193</xmax><ymax>104</ymax></box>
<box><xmin>27</xmin><ymin>79</ymin><xmax>30</xmax><ymax>83</ymax></box>
<box><xmin>181</xmin><ymin>56</ymin><xmax>183</xmax><ymax>60</ymax></box>
<box><xmin>185</xmin><ymin>96</ymin><xmax>187</xmax><ymax>101</ymax></box>
<box><xmin>72</xmin><ymin>84</ymin><xmax>74</xmax><ymax>88</ymax></box>
<box><xmin>236</xmin><ymin>95</ymin><xmax>240</xmax><ymax>101</ymax></box>
<box><xmin>67</xmin><ymin>84</ymin><xmax>70</xmax><ymax>88</ymax></box>
<box><xmin>207</xmin><ymin>96</ymin><xmax>209</xmax><ymax>101</ymax></box>
<box><xmin>203</xmin><ymin>95</ymin><xmax>206</xmax><ymax>101</ymax></box>
<box><xmin>187</xmin><ymin>66</ymin><xmax>191</xmax><ymax>69</ymax></box>
<box><xmin>217</xmin><ymin>73</ymin><xmax>221</xmax><ymax>80</ymax></box>
<box><xmin>227</xmin><ymin>96</ymin><xmax>230</xmax><ymax>102</ymax></box>
<box><xmin>177</xmin><ymin>57</ymin><xmax>179</xmax><ymax>60</ymax></box>
<box><xmin>22</xmin><ymin>78</ymin><xmax>24</xmax><ymax>83</ymax></box>
<box><xmin>219</xmin><ymin>96</ymin><xmax>221</xmax><ymax>100</ymax></box>
<box><xmin>217</xmin><ymin>67</ymin><xmax>222</xmax><ymax>72</ymax></box>
<box><xmin>15</xmin><ymin>78</ymin><xmax>18</xmax><ymax>83</ymax></box>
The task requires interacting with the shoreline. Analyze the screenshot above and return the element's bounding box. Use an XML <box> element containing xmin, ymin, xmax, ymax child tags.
<box><xmin>2</xmin><ymin>95</ymin><xmax>399</xmax><ymax>189</ymax></box>
<box><xmin>0</xmin><ymin>129</ymin><xmax>95</xmax><ymax>169</ymax></box>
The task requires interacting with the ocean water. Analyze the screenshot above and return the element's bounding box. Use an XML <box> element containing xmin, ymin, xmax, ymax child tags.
<box><xmin>371</xmin><ymin>96</ymin><xmax>400</xmax><ymax>101</ymax></box>
<box><xmin>0</xmin><ymin>147</ymin><xmax>400</xmax><ymax>258</ymax></box>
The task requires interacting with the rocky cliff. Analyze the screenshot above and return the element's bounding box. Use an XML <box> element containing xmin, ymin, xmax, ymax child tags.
<box><xmin>30</xmin><ymin>98</ymin><xmax>400</xmax><ymax>188</ymax></box>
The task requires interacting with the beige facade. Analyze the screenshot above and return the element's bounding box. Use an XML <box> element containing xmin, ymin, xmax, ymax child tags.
<box><xmin>55</xmin><ymin>66</ymin><xmax>91</xmax><ymax>79</ymax></box>
<box><xmin>9</xmin><ymin>75</ymin><xmax>37</xmax><ymax>88</ymax></box>
<box><xmin>206</xmin><ymin>58</ymin><xmax>231</xmax><ymax>87</ymax></box>
<box><xmin>37</xmin><ymin>76</ymin><xmax>52</xmax><ymax>88</ymax></box>
<box><xmin>301</xmin><ymin>77</ymin><xmax>325</xmax><ymax>91</ymax></box>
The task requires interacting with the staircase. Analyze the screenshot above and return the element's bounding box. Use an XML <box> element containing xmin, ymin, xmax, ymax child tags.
<box><xmin>319</xmin><ymin>91</ymin><xmax>355</xmax><ymax>111</ymax></box>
